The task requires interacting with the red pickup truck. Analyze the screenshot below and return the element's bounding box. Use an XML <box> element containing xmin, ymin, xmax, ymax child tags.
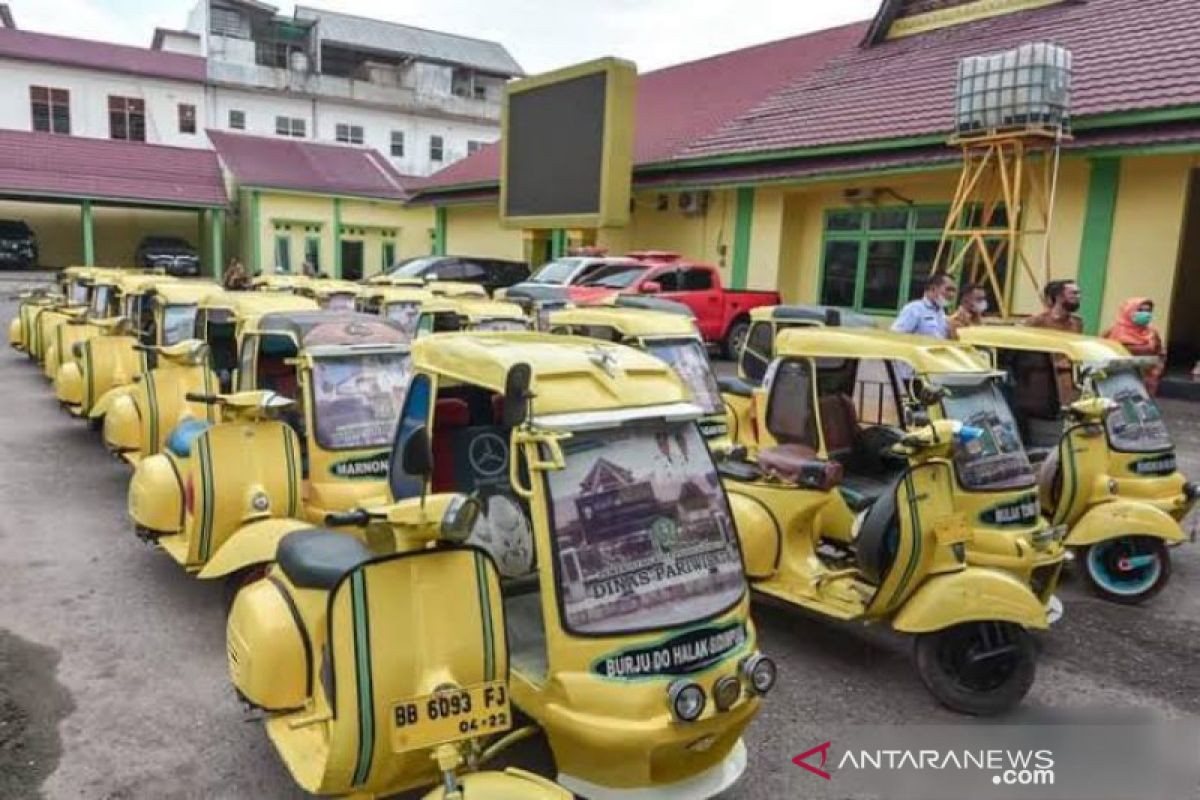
<box><xmin>567</xmin><ymin>251</ymin><xmax>782</xmax><ymax>358</ymax></box>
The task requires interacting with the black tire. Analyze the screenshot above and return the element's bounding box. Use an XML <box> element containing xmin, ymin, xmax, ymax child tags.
<box><xmin>1078</xmin><ymin>536</ymin><xmax>1171</xmax><ymax>605</ymax></box>
<box><xmin>87</xmin><ymin>413</ymin><xmax>103</xmax><ymax>432</ymax></box>
<box><xmin>723</xmin><ymin>318</ymin><xmax>750</xmax><ymax>361</ymax></box>
<box><xmin>914</xmin><ymin>622</ymin><xmax>1036</xmax><ymax>716</ymax></box>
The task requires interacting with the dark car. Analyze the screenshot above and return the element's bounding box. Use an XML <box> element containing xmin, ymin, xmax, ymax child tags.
<box><xmin>136</xmin><ymin>236</ymin><xmax>201</xmax><ymax>277</ymax></box>
<box><xmin>387</xmin><ymin>255</ymin><xmax>529</xmax><ymax>295</ymax></box>
<box><xmin>0</xmin><ymin>219</ymin><xmax>38</xmax><ymax>269</ymax></box>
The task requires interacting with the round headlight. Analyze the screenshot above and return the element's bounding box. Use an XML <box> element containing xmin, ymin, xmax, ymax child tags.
<box><xmin>667</xmin><ymin>680</ymin><xmax>706</xmax><ymax>722</ymax></box>
<box><xmin>440</xmin><ymin>495</ymin><xmax>482</xmax><ymax>543</ymax></box>
<box><xmin>741</xmin><ymin>653</ymin><xmax>777</xmax><ymax>696</ymax></box>
<box><xmin>713</xmin><ymin>675</ymin><xmax>741</xmax><ymax>712</ymax></box>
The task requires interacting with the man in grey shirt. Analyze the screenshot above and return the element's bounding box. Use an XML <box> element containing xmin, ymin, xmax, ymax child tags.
<box><xmin>892</xmin><ymin>273</ymin><xmax>957</xmax><ymax>339</ymax></box>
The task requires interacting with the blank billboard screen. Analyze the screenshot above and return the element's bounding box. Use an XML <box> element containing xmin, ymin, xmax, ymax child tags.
<box><xmin>504</xmin><ymin>72</ymin><xmax>607</xmax><ymax>218</ymax></box>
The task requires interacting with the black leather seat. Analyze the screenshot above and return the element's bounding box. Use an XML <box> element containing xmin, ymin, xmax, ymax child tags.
<box><xmin>718</xmin><ymin>375</ymin><xmax>756</xmax><ymax>397</ymax></box>
<box><xmin>277</xmin><ymin>530</ymin><xmax>373</xmax><ymax>590</ymax></box>
<box><xmin>855</xmin><ymin>476</ymin><xmax>903</xmax><ymax>586</ymax></box>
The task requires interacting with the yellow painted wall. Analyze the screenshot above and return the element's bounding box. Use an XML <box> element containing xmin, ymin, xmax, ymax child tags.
<box><xmin>445</xmin><ymin>204</ymin><xmax>525</xmax><ymax>260</ymax></box>
<box><xmin>1102</xmin><ymin>154</ymin><xmax>1194</xmax><ymax>334</ymax></box>
<box><xmin>246</xmin><ymin>192</ymin><xmax>434</xmax><ymax>277</ymax></box>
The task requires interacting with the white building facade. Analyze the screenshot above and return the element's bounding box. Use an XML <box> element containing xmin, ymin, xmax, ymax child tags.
<box><xmin>178</xmin><ymin>0</ymin><xmax>519</xmax><ymax>176</ymax></box>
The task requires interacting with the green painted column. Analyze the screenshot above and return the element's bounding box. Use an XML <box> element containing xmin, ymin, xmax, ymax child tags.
<box><xmin>1077</xmin><ymin>158</ymin><xmax>1122</xmax><ymax>334</ymax></box>
<box><xmin>210</xmin><ymin>208</ymin><xmax>225</xmax><ymax>281</ymax></box>
<box><xmin>433</xmin><ymin>206</ymin><xmax>447</xmax><ymax>256</ymax></box>
<box><xmin>731</xmin><ymin>187</ymin><xmax>755</xmax><ymax>289</ymax></box>
<box><xmin>250</xmin><ymin>190</ymin><xmax>262</xmax><ymax>274</ymax></box>
<box><xmin>550</xmin><ymin>229</ymin><xmax>567</xmax><ymax>259</ymax></box>
<box><xmin>81</xmin><ymin>199</ymin><xmax>95</xmax><ymax>267</ymax></box>
<box><xmin>333</xmin><ymin>197</ymin><xmax>343</xmax><ymax>279</ymax></box>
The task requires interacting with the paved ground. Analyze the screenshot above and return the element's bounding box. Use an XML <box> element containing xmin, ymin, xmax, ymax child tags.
<box><xmin>1</xmin><ymin>288</ymin><xmax>1199</xmax><ymax>799</ymax></box>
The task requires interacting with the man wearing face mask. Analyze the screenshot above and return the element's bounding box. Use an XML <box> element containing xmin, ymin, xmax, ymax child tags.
<box><xmin>892</xmin><ymin>272</ymin><xmax>955</xmax><ymax>339</ymax></box>
<box><xmin>1024</xmin><ymin>279</ymin><xmax>1083</xmax><ymax>333</ymax></box>
<box><xmin>948</xmin><ymin>282</ymin><xmax>988</xmax><ymax>339</ymax></box>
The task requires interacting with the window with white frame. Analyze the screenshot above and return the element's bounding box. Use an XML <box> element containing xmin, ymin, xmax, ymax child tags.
<box><xmin>30</xmin><ymin>86</ymin><xmax>70</xmax><ymax>134</ymax></box>
<box><xmin>430</xmin><ymin>135</ymin><xmax>444</xmax><ymax>162</ymax></box>
<box><xmin>178</xmin><ymin>104</ymin><xmax>197</xmax><ymax>135</ymax></box>
<box><xmin>390</xmin><ymin>130</ymin><xmax>405</xmax><ymax>157</ymax></box>
<box><xmin>228</xmin><ymin>109</ymin><xmax>245</xmax><ymax>130</ymax></box>
<box><xmin>467</xmin><ymin>140</ymin><xmax>486</xmax><ymax>155</ymax></box>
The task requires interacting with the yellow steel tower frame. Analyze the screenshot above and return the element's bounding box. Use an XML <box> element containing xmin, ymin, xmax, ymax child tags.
<box><xmin>932</xmin><ymin>127</ymin><xmax>1069</xmax><ymax>317</ymax></box>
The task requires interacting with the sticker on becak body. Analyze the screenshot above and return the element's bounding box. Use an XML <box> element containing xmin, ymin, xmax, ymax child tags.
<box><xmin>592</xmin><ymin>622</ymin><xmax>748</xmax><ymax>680</ymax></box>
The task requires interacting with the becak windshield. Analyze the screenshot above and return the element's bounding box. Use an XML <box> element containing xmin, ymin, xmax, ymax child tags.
<box><xmin>161</xmin><ymin>304</ymin><xmax>198</xmax><ymax>346</ymax></box>
<box><xmin>383</xmin><ymin>301</ymin><xmax>421</xmax><ymax>341</ymax></box>
<box><xmin>311</xmin><ymin>352</ymin><xmax>411</xmax><ymax>450</ymax></box>
<box><xmin>937</xmin><ymin>377</ymin><xmax>1035</xmax><ymax>491</ymax></box>
<box><xmin>1095</xmin><ymin>367</ymin><xmax>1172</xmax><ymax>453</ymax></box>
<box><xmin>645</xmin><ymin>339</ymin><xmax>723</xmax><ymax>416</ymax></box>
<box><xmin>546</xmin><ymin>419</ymin><xmax>746</xmax><ymax>635</ymax></box>
<box><xmin>475</xmin><ymin>318</ymin><xmax>529</xmax><ymax>333</ymax></box>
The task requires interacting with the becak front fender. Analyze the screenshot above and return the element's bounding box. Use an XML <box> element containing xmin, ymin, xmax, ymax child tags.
<box><xmin>196</xmin><ymin>518</ymin><xmax>314</xmax><ymax>580</ymax></box>
<box><xmin>1065</xmin><ymin>499</ymin><xmax>1185</xmax><ymax>548</ymax></box>
<box><xmin>55</xmin><ymin>361</ymin><xmax>84</xmax><ymax>412</ymax></box>
<box><xmin>892</xmin><ymin>568</ymin><xmax>1049</xmax><ymax>633</ymax></box>
<box><xmin>128</xmin><ymin>453</ymin><xmax>183</xmax><ymax>536</ymax></box>
<box><xmin>91</xmin><ymin>383</ymin><xmax>134</xmax><ymax>422</ymax></box>
<box><xmin>103</xmin><ymin>391</ymin><xmax>142</xmax><ymax>458</ymax></box>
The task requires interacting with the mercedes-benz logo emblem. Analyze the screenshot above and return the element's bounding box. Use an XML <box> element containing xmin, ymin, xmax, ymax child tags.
<box><xmin>468</xmin><ymin>432</ymin><xmax>508</xmax><ymax>476</ymax></box>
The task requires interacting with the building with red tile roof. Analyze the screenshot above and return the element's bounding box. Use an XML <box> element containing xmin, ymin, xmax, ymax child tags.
<box><xmin>415</xmin><ymin>0</ymin><xmax>1200</xmax><ymax>373</ymax></box>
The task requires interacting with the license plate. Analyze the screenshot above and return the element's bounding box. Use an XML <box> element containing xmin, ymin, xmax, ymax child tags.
<box><xmin>390</xmin><ymin>681</ymin><xmax>511</xmax><ymax>754</ymax></box>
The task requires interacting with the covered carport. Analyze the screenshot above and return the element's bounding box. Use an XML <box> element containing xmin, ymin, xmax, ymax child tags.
<box><xmin>0</xmin><ymin>129</ymin><xmax>229</xmax><ymax>273</ymax></box>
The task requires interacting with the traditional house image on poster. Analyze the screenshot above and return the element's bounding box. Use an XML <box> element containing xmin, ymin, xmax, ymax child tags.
<box><xmin>547</xmin><ymin>422</ymin><xmax>744</xmax><ymax>634</ymax></box>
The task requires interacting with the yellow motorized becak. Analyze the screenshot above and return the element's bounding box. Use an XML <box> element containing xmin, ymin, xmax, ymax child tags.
<box><xmin>345</xmin><ymin>332</ymin><xmax>772</xmax><ymax>798</ymax></box>
<box><xmin>960</xmin><ymin>325</ymin><xmax>1197</xmax><ymax>603</ymax></box>
<box><xmin>496</xmin><ymin>284</ymin><xmax>573</xmax><ymax>331</ymax></box>
<box><xmin>226</xmin><ymin>457</ymin><xmax>571</xmax><ymax>798</ymax></box>
<box><xmin>356</xmin><ymin>285</ymin><xmax>433</xmax><ymax>342</ymax></box>
<box><xmin>723</xmin><ymin>305</ymin><xmax>877</xmax><ymax>448</ymax></box>
<box><xmin>18</xmin><ymin>266</ymin><xmax>109</xmax><ymax>363</ymax></box>
<box><xmin>41</xmin><ymin>269</ymin><xmax>126</xmax><ymax>382</ymax></box>
<box><xmin>547</xmin><ymin>298</ymin><xmax>730</xmax><ymax>443</ymax></box>
<box><xmin>57</xmin><ymin>278</ymin><xmax>217</xmax><ymax>421</ymax></box>
<box><xmin>718</xmin><ymin>327</ymin><xmax>1048</xmax><ymax>715</ymax></box>
<box><xmin>126</xmin><ymin>311</ymin><xmax>413</xmax><ymax>576</ymax></box>
<box><xmin>294</xmin><ymin>278</ymin><xmax>362</xmax><ymax>311</ymax></box>
<box><xmin>193</xmin><ymin>291</ymin><xmax>319</xmax><ymax>391</ymax></box>
<box><xmin>414</xmin><ymin>297</ymin><xmax>530</xmax><ymax>336</ymax></box>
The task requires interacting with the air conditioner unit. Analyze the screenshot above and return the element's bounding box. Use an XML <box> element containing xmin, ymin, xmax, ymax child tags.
<box><xmin>678</xmin><ymin>191</ymin><xmax>710</xmax><ymax>217</ymax></box>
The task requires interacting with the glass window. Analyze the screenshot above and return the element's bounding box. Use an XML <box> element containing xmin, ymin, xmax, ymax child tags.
<box><xmin>766</xmin><ymin>359</ymin><xmax>817</xmax><ymax>447</ymax></box>
<box><xmin>861</xmin><ymin>240</ymin><xmax>905</xmax><ymax>310</ymax></box>
<box><xmin>109</xmin><ymin>96</ymin><xmax>145</xmax><ymax>142</ymax></box>
<box><xmin>654</xmin><ymin>270</ymin><xmax>680</xmax><ymax>291</ymax></box>
<box><xmin>30</xmin><ymin>87</ymin><xmax>70</xmax><ymax>135</ymax></box>
<box><xmin>237</xmin><ymin>335</ymin><xmax>257</xmax><ymax>391</ymax></box>
<box><xmin>579</xmin><ymin>265</ymin><xmax>647</xmax><ymax>289</ymax></box>
<box><xmin>389</xmin><ymin>373</ymin><xmax>431</xmax><ymax>500</ymax></box>
<box><xmin>383</xmin><ymin>301</ymin><xmax>421</xmax><ymax>341</ymax></box>
<box><xmin>530</xmin><ymin>258</ymin><xmax>582</xmax><ymax>285</ymax></box>
<box><xmin>90</xmin><ymin>285</ymin><xmax>112</xmax><ymax>317</ymax></box>
<box><xmin>852</xmin><ymin>359</ymin><xmax>901</xmax><ymax>426</ymax></box>
<box><xmin>914</xmin><ymin>208</ymin><xmax>949</xmax><ymax>230</ymax></box>
<box><xmin>178</xmin><ymin>104</ymin><xmax>196</xmax><ymax>135</ymax></box>
<box><xmin>390</xmin><ymin>130</ymin><xmax>405</xmax><ymax>157</ymax></box>
<box><xmin>161</xmin><ymin>305</ymin><xmax>198</xmax><ymax>346</ymax></box>
<box><xmin>907</xmin><ymin>240</ymin><xmax>940</xmax><ymax>302</ymax></box>
<box><xmin>740</xmin><ymin>321</ymin><xmax>775</xmax><ymax>384</ymax></box>
<box><xmin>311</xmin><ymin>353</ymin><xmax>411</xmax><ymax>450</ymax></box>
<box><xmin>276</xmin><ymin>116</ymin><xmax>305</xmax><ymax>138</ymax></box>
<box><xmin>940</xmin><ymin>380</ymin><xmax>1035</xmax><ymax>490</ymax></box>
<box><xmin>645</xmin><ymin>339</ymin><xmax>723</xmax><ymax>415</ymax></box>
<box><xmin>304</xmin><ymin>236</ymin><xmax>320</xmax><ymax>271</ymax></box>
<box><xmin>275</xmin><ymin>235</ymin><xmax>291</xmax><ymax>273</ymax></box>
<box><xmin>825</xmin><ymin>210</ymin><xmax>863</xmax><ymax>231</ymax></box>
<box><xmin>430</xmin><ymin>135</ymin><xmax>444</xmax><ymax>162</ymax></box>
<box><xmin>1096</xmin><ymin>369</ymin><xmax>1173</xmax><ymax>453</ymax></box>
<box><xmin>228</xmin><ymin>109</ymin><xmax>245</xmax><ymax>130</ymax></box>
<box><xmin>547</xmin><ymin>421</ymin><xmax>746</xmax><ymax>635</ymax></box>
<box><xmin>382</xmin><ymin>241</ymin><xmax>396</xmax><ymax>270</ymax></box>
<box><xmin>680</xmin><ymin>268</ymin><xmax>714</xmax><ymax>291</ymax></box>
<box><xmin>819</xmin><ymin>241</ymin><xmax>860</xmax><ymax>307</ymax></box>
<box><xmin>467</xmin><ymin>140</ymin><xmax>485</xmax><ymax>155</ymax></box>
<box><xmin>870</xmin><ymin>209</ymin><xmax>908</xmax><ymax>230</ymax></box>
<box><xmin>335</xmin><ymin>124</ymin><xmax>364</xmax><ymax>145</ymax></box>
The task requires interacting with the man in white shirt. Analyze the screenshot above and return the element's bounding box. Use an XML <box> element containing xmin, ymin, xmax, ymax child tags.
<box><xmin>891</xmin><ymin>273</ymin><xmax>956</xmax><ymax>339</ymax></box>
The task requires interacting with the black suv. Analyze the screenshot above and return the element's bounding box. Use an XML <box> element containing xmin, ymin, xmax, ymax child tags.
<box><xmin>136</xmin><ymin>236</ymin><xmax>200</xmax><ymax>277</ymax></box>
<box><xmin>0</xmin><ymin>219</ymin><xmax>38</xmax><ymax>269</ymax></box>
<box><xmin>387</xmin><ymin>255</ymin><xmax>529</xmax><ymax>295</ymax></box>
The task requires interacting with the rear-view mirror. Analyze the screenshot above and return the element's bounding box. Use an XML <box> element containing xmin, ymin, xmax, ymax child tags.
<box><xmin>402</xmin><ymin>426</ymin><xmax>433</xmax><ymax>477</ymax></box>
<box><xmin>503</xmin><ymin>363</ymin><xmax>532</xmax><ymax>427</ymax></box>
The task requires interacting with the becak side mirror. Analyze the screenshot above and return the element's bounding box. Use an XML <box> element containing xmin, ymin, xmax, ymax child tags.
<box><xmin>402</xmin><ymin>426</ymin><xmax>433</xmax><ymax>478</ymax></box>
<box><xmin>503</xmin><ymin>363</ymin><xmax>532</xmax><ymax>428</ymax></box>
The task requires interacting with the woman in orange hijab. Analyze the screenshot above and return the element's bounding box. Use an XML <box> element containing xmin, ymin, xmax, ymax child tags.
<box><xmin>1103</xmin><ymin>297</ymin><xmax>1165</xmax><ymax>395</ymax></box>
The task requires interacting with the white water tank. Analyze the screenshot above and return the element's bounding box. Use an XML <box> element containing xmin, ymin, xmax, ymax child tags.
<box><xmin>956</xmin><ymin>42</ymin><xmax>1072</xmax><ymax>135</ymax></box>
